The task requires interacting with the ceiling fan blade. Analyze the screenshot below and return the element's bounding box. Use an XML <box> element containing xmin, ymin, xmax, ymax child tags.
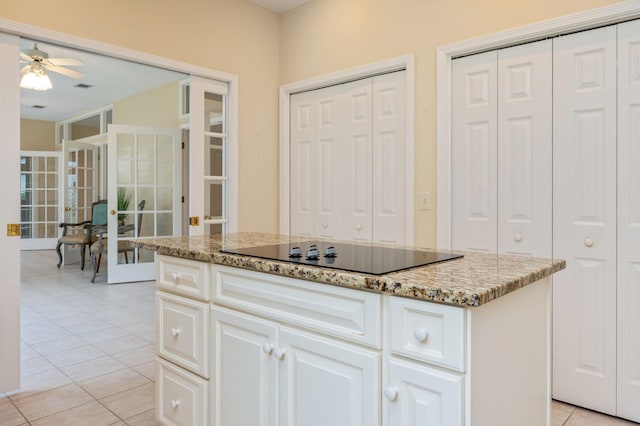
<box><xmin>20</xmin><ymin>52</ymin><xmax>33</xmax><ymax>61</ymax></box>
<box><xmin>44</xmin><ymin>64</ymin><xmax>85</xmax><ymax>79</ymax></box>
<box><xmin>47</xmin><ymin>57</ymin><xmax>83</xmax><ymax>67</ymax></box>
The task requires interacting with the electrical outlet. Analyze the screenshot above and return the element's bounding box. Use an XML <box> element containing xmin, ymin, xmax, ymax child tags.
<box><xmin>420</xmin><ymin>191</ymin><xmax>431</xmax><ymax>210</ymax></box>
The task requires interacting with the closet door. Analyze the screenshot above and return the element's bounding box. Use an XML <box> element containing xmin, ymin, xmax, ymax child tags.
<box><xmin>552</xmin><ymin>26</ymin><xmax>617</xmax><ymax>415</ymax></box>
<box><xmin>617</xmin><ymin>19</ymin><xmax>640</xmax><ymax>423</ymax></box>
<box><xmin>372</xmin><ymin>71</ymin><xmax>406</xmax><ymax>244</ymax></box>
<box><xmin>497</xmin><ymin>40</ymin><xmax>552</xmax><ymax>257</ymax></box>
<box><xmin>451</xmin><ymin>51</ymin><xmax>498</xmax><ymax>253</ymax></box>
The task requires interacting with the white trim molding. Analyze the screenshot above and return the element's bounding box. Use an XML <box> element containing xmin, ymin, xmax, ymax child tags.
<box><xmin>436</xmin><ymin>0</ymin><xmax>640</xmax><ymax>249</ymax></box>
<box><xmin>0</xmin><ymin>17</ymin><xmax>240</xmax><ymax>234</ymax></box>
<box><xmin>279</xmin><ymin>54</ymin><xmax>415</xmax><ymax>244</ymax></box>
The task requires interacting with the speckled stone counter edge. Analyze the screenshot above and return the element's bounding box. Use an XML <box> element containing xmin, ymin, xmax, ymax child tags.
<box><xmin>133</xmin><ymin>233</ymin><xmax>565</xmax><ymax>307</ymax></box>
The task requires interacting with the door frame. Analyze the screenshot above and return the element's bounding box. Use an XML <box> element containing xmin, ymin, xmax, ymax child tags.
<box><xmin>436</xmin><ymin>1</ymin><xmax>640</xmax><ymax>249</ymax></box>
<box><xmin>279</xmin><ymin>54</ymin><xmax>415</xmax><ymax>245</ymax></box>
<box><xmin>0</xmin><ymin>17</ymin><xmax>239</xmax><ymax>233</ymax></box>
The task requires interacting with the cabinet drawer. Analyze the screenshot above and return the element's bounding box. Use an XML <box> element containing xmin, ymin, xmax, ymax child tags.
<box><xmin>389</xmin><ymin>297</ymin><xmax>465</xmax><ymax>371</ymax></box>
<box><xmin>212</xmin><ymin>265</ymin><xmax>382</xmax><ymax>348</ymax></box>
<box><xmin>157</xmin><ymin>292</ymin><xmax>210</xmax><ymax>378</ymax></box>
<box><xmin>157</xmin><ymin>357</ymin><xmax>209</xmax><ymax>426</ymax></box>
<box><xmin>157</xmin><ymin>255</ymin><xmax>210</xmax><ymax>301</ymax></box>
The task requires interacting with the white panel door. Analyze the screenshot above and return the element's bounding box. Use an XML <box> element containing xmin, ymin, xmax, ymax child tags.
<box><xmin>617</xmin><ymin>19</ymin><xmax>640</xmax><ymax>423</ymax></box>
<box><xmin>451</xmin><ymin>51</ymin><xmax>498</xmax><ymax>253</ymax></box>
<box><xmin>212</xmin><ymin>306</ymin><xmax>277</xmax><ymax>426</ymax></box>
<box><xmin>107</xmin><ymin>125</ymin><xmax>181</xmax><ymax>283</ymax></box>
<box><xmin>552</xmin><ymin>26</ymin><xmax>617</xmax><ymax>415</ymax></box>
<box><xmin>0</xmin><ymin>32</ymin><xmax>21</xmax><ymax>394</ymax></box>
<box><xmin>497</xmin><ymin>40</ymin><xmax>552</xmax><ymax>257</ymax></box>
<box><xmin>373</xmin><ymin>71</ymin><xmax>406</xmax><ymax>245</ymax></box>
<box><xmin>290</xmin><ymin>89</ymin><xmax>317</xmax><ymax>238</ymax></box>
<box><xmin>279</xmin><ymin>326</ymin><xmax>380</xmax><ymax>426</ymax></box>
<box><xmin>383</xmin><ymin>357</ymin><xmax>463</xmax><ymax>426</ymax></box>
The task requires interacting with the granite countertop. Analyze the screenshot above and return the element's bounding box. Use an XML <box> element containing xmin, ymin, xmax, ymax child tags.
<box><xmin>134</xmin><ymin>232</ymin><xmax>565</xmax><ymax>307</ymax></box>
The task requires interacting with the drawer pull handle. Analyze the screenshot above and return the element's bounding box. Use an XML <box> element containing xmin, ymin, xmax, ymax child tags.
<box><xmin>274</xmin><ymin>347</ymin><xmax>286</xmax><ymax>360</ymax></box>
<box><xmin>262</xmin><ymin>343</ymin><xmax>274</xmax><ymax>355</ymax></box>
<box><xmin>584</xmin><ymin>236</ymin><xmax>594</xmax><ymax>248</ymax></box>
<box><xmin>513</xmin><ymin>233</ymin><xmax>523</xmax><ymax>242</ymax></box>
<box><xmin>384</xmin><ymin>386</ymin><xmax>398</xmax><ymax>401</ymax></box>
<box><xmin>169</xmin><ymin>272</ymin><xmax>180</xmax><ymax>281</ymax></box>
<box><xmin>356</xmin><ymin>224</ymin><xmax>363</xmax><ymax>231</ymax></box>
<box><xmin>170</xmin><ymin>328</ymin><xmax>180</xmax><ymax>337</ymax></box>
<box><xmin>413</xmin><ymin>328</ymin><xmax>429</xmax><ymax>343</ymax></box>
<box><xmin>170</xmin><ymin>399</ymin><xmax>180</xmax><ymax>409</ymax></box>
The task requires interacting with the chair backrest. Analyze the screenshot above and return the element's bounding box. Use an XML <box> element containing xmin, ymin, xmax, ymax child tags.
<box><xmin>91</xmin><ymin>200</ymin><xmax>108</xmax><ymax>226</ymax></box>
<box><xmin>136</xmin><ymin>200</ymin><xmax>146</xmax><ymax>237</ymax></box>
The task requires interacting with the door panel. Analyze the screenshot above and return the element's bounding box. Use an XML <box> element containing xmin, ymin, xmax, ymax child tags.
<box><xmin>212</xmin><ymin>306</ymin><xmax>277</xmax><ymax>426</ymax></box>
<box><xmin>0</xmin><ymin>32</ymin><xmax>20</xmax><ymax>394</ymax></box>
<box><xmin>451</xmin><ymin>51</ymin><xmax>498</xmax><ymax>253</ymax></box>
<box><xmin>279</xmin><ymin>326</ymin><xmax>379</xmax><ymax>426</ymax></box>
<box><xmin>617</xmin><ymin>18</ymin><xmax>640</xmax><ymax>423</ymax></box>
<box><xmin>552</xmin><ymin>26</ymin><xmax>617</xmax><ymax>414</ymax></box>
<box><xmin>107</xmin><ymin>125</ymin><xmax>181</xmax><ymax>283</ymax></box>
<box><xmin>497</xmin><ymin>40</ymin><xmax>552</xmax><ymax>257</ymax></box>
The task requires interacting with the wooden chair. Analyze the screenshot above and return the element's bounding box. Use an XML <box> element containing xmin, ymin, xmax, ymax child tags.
<box><xmin>90</xmin><ymin>199</ymin><xmax>145</xmax><ymax>283</ymax></box>
<box><xmin>56</xmin><ymin>200</ymin><xmax>108</xmax><ymax>270</ymax></box>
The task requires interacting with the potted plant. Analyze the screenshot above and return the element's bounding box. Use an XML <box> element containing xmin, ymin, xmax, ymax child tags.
<box><xmin>117</xmin><ymin>187</ymin><xmax>131</xmax><ymax>226</ymax></box>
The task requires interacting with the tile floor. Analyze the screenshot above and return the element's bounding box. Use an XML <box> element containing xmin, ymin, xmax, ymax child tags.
<box><xmin>0</xmin><ymin>250</ymin><xmax>638</xmax><ymax>425</ymax></box>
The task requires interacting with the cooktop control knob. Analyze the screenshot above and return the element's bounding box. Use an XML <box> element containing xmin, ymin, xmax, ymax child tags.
<box><xmin>323</xmin><ymin>246</ymin><xmax>337</xmax><ymax>258</ymax></box>
<box><xmin>306</xmin><ymin>244</ymin><xmax>319</xmax><ymax>260</ymax></box>
<box><xmin>289</xmin><ymin>246</ymin><xmax>302</xmax><ymax>258</ymax></box>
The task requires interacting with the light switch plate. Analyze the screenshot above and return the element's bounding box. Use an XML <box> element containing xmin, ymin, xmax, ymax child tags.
<box><xmin>419</xmin><ymin>192</ymin><xmax>431</xmax><ymax>210</ymax></box>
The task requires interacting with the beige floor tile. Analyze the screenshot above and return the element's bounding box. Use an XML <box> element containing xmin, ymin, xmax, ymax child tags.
<box><xmin>8</xmin><ymin>368</ymin><xmax>73</xmax><ymax>401</ymax></box>
<box><xmin>30</xmin><ymin>400</ymin><xmax>119</xmax><ymax>426</ymax></box>
<box><xmin>30</xmin><ymin>334</ymin><xmax>87</xmax><ymax>356</ymax></box>
<box><xmin>553</xmin><ymin>406</ymin><xmax>573</xmax><ymax>426</ymax></box>
<box><xmin>11</xmin><ymin>383</ymin><xmax>93</xmax><ymax>421</ymax></box>
<box><xmin>131</xmin><ymin>360</ymin><xmax>157</xmax><ymax>382</ymax></box>
<box><xmin>0</xmin><ymin>397</ymin><xmax>28</xmax><ymax>426</ymax></box>
<box><xmin>78</xmin><ymin>326</ymin><xmax>130</xmax><ymax>345</ymax></box>
<box><xmin>79</xmin><ymin>368</ymin><xmax>151</xmax><ymax>400</ymax></box>
<box><xmin>100</xmin><ymin>382</ymin><xmax>155</xmax><ymax>419</ymax></box>
<box><xmin>570</xmin><ymin>407</ymin><xmax>639</xmax><ymax>425</ymax></box>
<box><xmin>45</xmin><ymin>344</ymin><xmax>105</xmax><ymax>368</ymax></box>
<box><xmin>20</xmin><ymin>354</ymin><xmax>56</xmax><ymax>376</ymax></box>
<box><xmin>62</xmin><ymin>318</ymin><xmax>112</xmax><ymax>335</ymax></box>
<box><xmin>95</xmin><ymin>335</ymin><xmax>149</xmax><ymax>355</ymax></box>
<box><xmin>111</xmin><ymin>344</ymin><xmax>156</xmax><ymax>367</ymax></box>
<box><xmin>59</xmin><ymin>355</ymin><xmax>127</xmax><ymax>382</ymax></box>
<box><xmin>124</xmin><ymin>408</ymin><xmax>162</xmax><ymax>425</ymax></box>
<box><xmin>554</xmin><ymin>399</ymin><xmax>578</xmax><ymax>414</ymax></box>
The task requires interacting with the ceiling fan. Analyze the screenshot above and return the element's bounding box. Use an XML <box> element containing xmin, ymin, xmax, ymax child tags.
<box><xmin>20</xmin><ymin>43</ymin><xmax>84</xmax><ymax>90</ymax></box>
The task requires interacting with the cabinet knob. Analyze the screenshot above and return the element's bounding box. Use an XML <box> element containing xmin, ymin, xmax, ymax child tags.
<box><xmin>170</xmin><ymin>328</ymin><xmax>180</xmax><ymax>337</ymax></box>
<box><xmin>169</xmin><ymin>271</ymin><xmax>179</xmax><ymax>281</ymax></box>
<box><xmin>274</xmin><ymin>347</ymin><xmax>286</xmax><ymax>360</ymax></box>
<box><xmin>384</xmin><ymin>386</ymin><xmax>398</xmax><ymax>401</ymax></box>
<box><xmin>513</xmin><ymin>233</ymin><xmax>523</xmax><ymax>243</ymax></box>
<box><xmin>413</xmin><ymin>328</ymin><xmax>429</xmax><ymax>343</ymax></box>
<box><xmin>356</xmin><ymin>224</ymin><xmax>363</xmax><ymax>231</ymax></box>
<box><xmin>170</xmin><ymin>399</ymin><xmax>180</xmax><ymax>409</ymax></box>
<box><xmin>262</xmin><ymin>343</ymin><xmax>274</xmax><ymax>355</ymax></box>
<box><xmin>584</xmin><ymin>236</ymin><xmax>594</xmax><ymax>248</ymax></box>
<box><xmin>321</xmin><ymin>222</ymin><xmax>328</xmax><ymax>229</ymax></box>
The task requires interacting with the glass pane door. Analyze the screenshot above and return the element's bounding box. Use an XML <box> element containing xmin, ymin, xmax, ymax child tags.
<box><xmin>107</xmin><ymin>125</ymin><xmax>181</xmax><ymax>283</ymax></box>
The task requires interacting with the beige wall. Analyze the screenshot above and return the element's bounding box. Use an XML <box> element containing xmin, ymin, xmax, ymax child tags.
<box><xmin>279</xmin><ymin>0</ymin><xmax>623</xmax><ymax>247</ymax></box>
<box><xmin>1</xmin><ymin>0</ymin><xmax>280</xmax><ymax>233</ymax></box>
<box><xmin>114</xmin><ymin>81</ymin><xmax>180</xmax><ymax>128</ymax></box>
<box><xmin>20</xmin><ymin>119</ymin><xmax>55</xmax><ymax>151</ymax></box>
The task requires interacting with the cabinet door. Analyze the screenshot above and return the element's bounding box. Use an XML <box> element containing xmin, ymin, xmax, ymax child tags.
<box><xmin>383</xmin><ymin>357</ymin><xmax>462</xmax><ymax>426</ymax></box>
<box><xmin>552</xmin><ymin>26</ymin><xmax>617</xmax><ymax>415</ymax></box>
<box><xmin>278</xmin><ymin>326</ymin><xmax>379</xmax><ymax>426</ymax></box>
<box><xmin>451</xmin><ymin>51</ymin><xmax>498</xmax><ymax>252</ymax></box>
<box><xmin>497</xmin><ymin>40</ymin><xmax>552</xmax><ymax>257</ymax></box>
<box><xmin>212</xmin><ymin>306</ymin><xmax>277</xmax><ymax>426</ymax></box>
<box><xmin>617</xmin><ymin>19</ymin><xmax>640</xmax><ymax>423</ymax></box>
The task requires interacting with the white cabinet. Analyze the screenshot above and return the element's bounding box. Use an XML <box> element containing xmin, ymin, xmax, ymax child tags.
<box><xmin>290</xmin><ymin>71</ymin><xmax>407</xmax><ymax>245</ymax></box>
<box><xmin>451</xmin><ymin>40</ymin><xmax>552</xmax><ymax>257</ymax></box>
<box><xmin>383</xmin><ymin>357</ymin><xmax>463</xmax><ymax>426</ymax></box>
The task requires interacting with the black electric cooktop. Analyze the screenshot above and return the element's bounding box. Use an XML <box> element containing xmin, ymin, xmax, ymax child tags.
<box><xmin>220</xmin><ymin>241</ymin><xmax>463</xmax><ymax>275</ymax></box>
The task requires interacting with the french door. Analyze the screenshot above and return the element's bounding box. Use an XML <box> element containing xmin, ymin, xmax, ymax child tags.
<box><xmin>107</xmin><ymin>125</ymin><xmax>181</xmax><ymax>283</ymax></box>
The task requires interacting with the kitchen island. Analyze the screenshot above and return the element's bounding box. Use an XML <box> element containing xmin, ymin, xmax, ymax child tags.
<box><xmin>135</xmin><ymin>233</ymin><xmax>565</xmax><ymax>426</ymax></box>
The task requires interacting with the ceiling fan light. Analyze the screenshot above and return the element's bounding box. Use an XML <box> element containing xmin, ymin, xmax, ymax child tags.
<box><xmin>20</xmin><ymin>68</ymin><xmax>52</xmax><ymax>91</ymax></box>
<box><xmin>33</xmin><ymin>73</ymin><xmax>52</xmax><ymax>91</ymax></box>
<box><xmin>20</xmin><ymin>71</ymin><xmax>37</xmax><ymax>89</ymax></box>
